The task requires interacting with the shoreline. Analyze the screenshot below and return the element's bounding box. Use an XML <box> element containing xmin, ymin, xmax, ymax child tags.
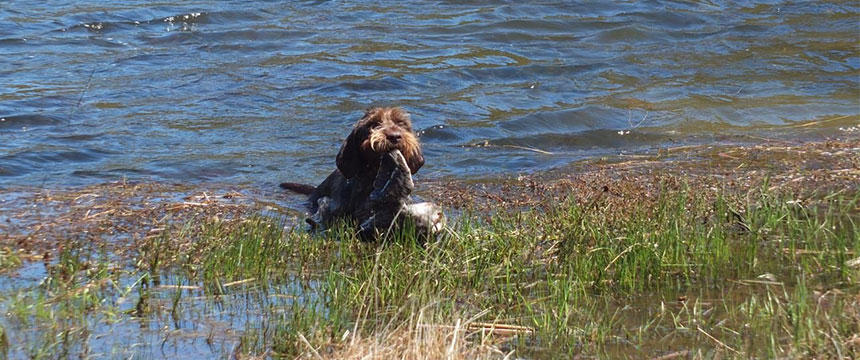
<box><xmin>2</xmin><ymin>138</ymin><xmax>857</xmax><ymax>258</ymax></box>
<box><xmin>427</xmin><ymin>137</ymin><xmax>859</xmax><ymax>209</ymax></box>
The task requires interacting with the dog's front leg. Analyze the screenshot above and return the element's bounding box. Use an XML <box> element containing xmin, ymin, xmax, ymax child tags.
<box><xmin>306</xmin><ymin>196</ymin><xmax>343</xmax><ymax>232</ymax></box>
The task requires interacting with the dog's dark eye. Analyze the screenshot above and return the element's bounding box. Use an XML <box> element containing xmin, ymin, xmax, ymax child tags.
<box><xmin>371</xmin><ymin>123</ymin><xmax>382</xmax><ymax>129</ymax></box>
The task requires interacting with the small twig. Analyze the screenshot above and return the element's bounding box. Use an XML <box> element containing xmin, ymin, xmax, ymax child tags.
<box><xmin>69</xmin><ymin>68</ymin><xmax>98</xmax><ymax>120</ymax></box>
<box><xmin>181</xmin><ymin>202</ymin><xmax>208</xmax><ymax>206</ymax></box>
<box><xmin>465</xmin><ymin>309</ymin><xmax>491</xmax><ymax>325</ymax></box>
<box><xmin>785</xmin><ymin>115</ymin><xmax>851</xmax><ymax>129</ymax></box>
<box><xmin>298</xmin><ymin>332</ymin><xmax>322</xmax><ymax>360</ymax></box>
<box><xmin>469</xmin><ymin>322</ymin><xmax>533</xmax><ymax>332</ymax></box>
<box><xmin>697</xmin><ymin>326</ymin><xmax>740</xmax><ymax>355</ymax></box>
<box><xmin>736</xmin><ymin>279</ymin><xmax>783</xmax><ymax>286</ymax></box>
<box><xmin>463</xmin><ymin>141</ymin><xmax>553</xmax><ymax>155</ymax></box>
<box><xmin>468</xmin><ymin>322</ymin><xmax>534</xmax><ymax>336</ymax></box>
<box><xmin>155</xmin><ymin>284</ymin><xmax>200</xmax><ymax>290</ymax></box>
<box><xmin>604</xmin><ymin>243</ymin><xmax>644</xmax><ymax>273</ymax></box>
<box><xmin>222</xmin><ymin>278</ymin><xmax>255</xmax><ymax>287</ymax></box>
<box><xmin>72</xmin><ymin>193</ymin><xmax>99</xmax><ymax>202</ymax></box>
<box><xmin>448</xmin><ymin>318</ymin><xmax>461</xmax><ymax>360</ymax></box>
<box><xmin>500</xmin><ymin>144</ymin><xmax>553</xmax><ymax>155</ymax></box>
<box><xmin>631</xmin><ymin>111</ymin><xmax>650</xmax><ymax>129</ymax></box>
<box><xmin>651</xmin><ymin>350</ymin><xmax>690</xmax><ymax>360</ymax></box>
<box><xmin>84</xmin><ymin>208</ymin><xmax>116</xmax><ymax>220</ymax></box>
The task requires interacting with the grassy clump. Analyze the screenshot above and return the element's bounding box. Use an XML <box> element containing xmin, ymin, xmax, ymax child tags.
<box><xmin>1</xmin><ymin>185</ymin><xmax>857</xmax><ymax>358</ymax></box>
<box><xmin>173</xmin><ymin>185</ymin><xmax>858</xmax><ymax>358</ymax></box>
<box><xmin>0</xmin><ymin>248</ymin><xmax>21</xmax><ymax>274</ymax></box>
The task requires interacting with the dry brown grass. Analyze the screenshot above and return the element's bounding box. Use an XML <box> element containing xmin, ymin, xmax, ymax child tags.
<box><xmin>318</xmin><ymin>311</ymin><xmax>524</xmax><ymax>360</ymax></box>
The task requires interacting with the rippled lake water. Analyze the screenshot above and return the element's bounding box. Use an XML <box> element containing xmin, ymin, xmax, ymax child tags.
<box><xmin>1</xmin><ymin>0</ymin><xmax>857</xmax><ymax>187</ymax></box>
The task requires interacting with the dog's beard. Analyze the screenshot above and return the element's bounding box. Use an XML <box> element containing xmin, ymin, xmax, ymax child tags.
<box><xmin>369</xmin><ymin>130</ymin><xmax>392</xmax><ymax>153</ymax></box>
<box><xmin>367</xmin><ymin>130</ymin><xmax>420</xmax><ymax>169</ymax></box>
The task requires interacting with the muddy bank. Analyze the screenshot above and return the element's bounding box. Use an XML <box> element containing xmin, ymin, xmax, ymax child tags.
<box><xmin>0</xmin><ymin>183</ymin><xmax>292</xmax><ymax>264</ymax></box>
<box><xmin>427</xmin><ymin>138</ymin><xmax>859</xmax><ymax>212</ymax></box>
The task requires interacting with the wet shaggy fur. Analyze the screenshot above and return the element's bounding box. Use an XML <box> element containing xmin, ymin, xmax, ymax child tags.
<box><xmin>282</xmin><ymin>107</ymin><xmax>425</xmax><ymax>230</ymax></box>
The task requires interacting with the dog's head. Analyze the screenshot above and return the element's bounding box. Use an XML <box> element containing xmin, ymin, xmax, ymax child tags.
<box><xmin>336</xmin><ymin>107</ymin><xmax>424</xmax><ymax>179</ymax></box>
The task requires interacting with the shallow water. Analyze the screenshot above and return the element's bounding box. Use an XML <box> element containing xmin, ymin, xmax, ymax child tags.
<box><xmin>1</xmin><ymin>0</ymin><xmax>857</xmax><ymax>187</ymax></box>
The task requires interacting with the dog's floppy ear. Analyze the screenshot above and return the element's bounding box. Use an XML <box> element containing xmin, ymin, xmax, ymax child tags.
<box><xmin>336</xmin><ymin>117</ymin><xmax>370</xmax><ymax>179</ymax></box>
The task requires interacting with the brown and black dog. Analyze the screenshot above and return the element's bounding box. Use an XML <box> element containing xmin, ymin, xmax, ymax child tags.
<box><xmin>281</xmin><ymin>107</ymin><xmax>440</xmax><ymax>237</ymax></box>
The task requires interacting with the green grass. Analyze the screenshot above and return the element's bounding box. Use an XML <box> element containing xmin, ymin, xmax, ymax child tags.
<box><xmin>0</xmin><ymin>248</ymin><xmax>21</xmax><ymax>274</ymax></box>
<box><xmin>0</xmin><ymin>185</ymin><xmax>857</xmax><ymax>358</ymax></box>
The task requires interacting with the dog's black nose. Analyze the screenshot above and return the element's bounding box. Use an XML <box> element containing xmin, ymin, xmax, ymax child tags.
<box><xmin>387</xmin><ymin>132</ymin><xmax>402</xmax><ymax>143</ymax></box>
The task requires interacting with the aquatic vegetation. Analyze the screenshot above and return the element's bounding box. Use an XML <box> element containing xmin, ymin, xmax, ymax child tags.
<box><xmin>0</xmin><ymin>140</ymin><xmax>856</xmax><ymax>358</ymax></box>
<box><xmin>0</xmin><ymin>249</ymin><xmax>21</xmax><ymax>273</ymax></box>
<box><xmin>0</xmin><ymin>180</ymin><xmax>856</xmax><ymax>358</ymax></box>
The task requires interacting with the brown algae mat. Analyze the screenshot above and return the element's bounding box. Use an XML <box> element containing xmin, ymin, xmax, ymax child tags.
<box><xmin>428</xmin><ymin>138</ymin><xmax>859</xmax><ymax>212</ymax></box>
